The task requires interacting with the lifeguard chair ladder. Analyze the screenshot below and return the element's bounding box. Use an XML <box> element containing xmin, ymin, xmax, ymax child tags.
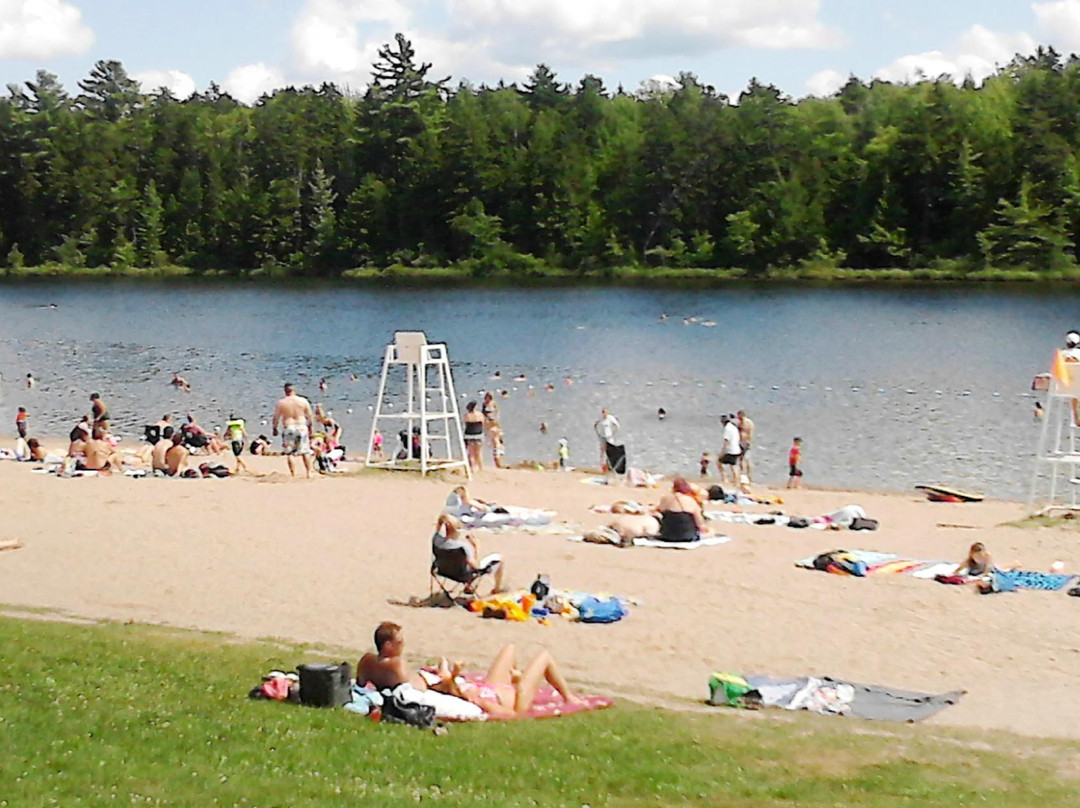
<box><xmin>365</xmin><ymin>331</ymin><xmax>470</xmax><ymax>477</ymax></box>
<box><xmin>1028</xmin><ymin>356</ymin><xmax>1080</xmax><ymax>515</ymax></box>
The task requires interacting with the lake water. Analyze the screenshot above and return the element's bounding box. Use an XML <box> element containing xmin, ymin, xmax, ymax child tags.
<box><xmin>0</xmin><ymin>280</ymin><xmax>1073</xmax><ymax>499</ymax></box>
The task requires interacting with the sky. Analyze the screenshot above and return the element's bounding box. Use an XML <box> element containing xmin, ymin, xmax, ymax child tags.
<box><xmin>0</xmin><ymin>0</ymin><xmax>1075</xmax><ymax>104</ymax></box>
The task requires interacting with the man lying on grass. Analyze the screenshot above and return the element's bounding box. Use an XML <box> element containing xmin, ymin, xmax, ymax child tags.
<box><xmin>357</xmin><ymin>621</ymin><xmax>581</xmax><ymax>718</ymax></box>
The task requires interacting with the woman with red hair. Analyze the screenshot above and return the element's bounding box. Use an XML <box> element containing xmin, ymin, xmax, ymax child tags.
<box><xmin>655</xmin><ymin>477</ymin><xmax>709</xmax><ymax>542</ymax></box>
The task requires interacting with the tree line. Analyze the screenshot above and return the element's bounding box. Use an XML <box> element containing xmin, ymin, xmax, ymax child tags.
<box><xmin>2</xmin><ymin>36</ymin><xmax>1080</xmax><ymax>277</ymax></box>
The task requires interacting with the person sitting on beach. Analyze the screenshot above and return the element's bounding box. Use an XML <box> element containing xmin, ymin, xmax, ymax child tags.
<box><xmin>250</xmin><ymin>435</ymin><xmax>271</xmax><ymax>455</ymax></box>
<box><xmin>433</xmin><ymin>513</ymin><xmax>506</xmax><ymax>595</ymax></box>
<box><xmin>958</xmin><ymin>542</ymin><xmax>994</xmax><ymax>578</ymax></box>
<box><xmin>206</xmin><ymin>428</ymin><xmax>229</xmax><ymax>455</ymax></box>
<box><xmin>82</xmin><ymin>427</ymin><xmax>123</xmax><ymax>473</ymax></box>
<box><xmin>444</xmin><ymin>485</ymin><xmax>492</xmax><ymax>519</ymax></box>
<box><xmin>25</xmin><ymin>438</ymin><xmax>47</xmax><ymax>463</ymax></box>
<box><xmin>151</xmin><ymin>433</ymin><xmax>172</xmax><ymax>473</ymax></box>
<box><xmin>68</xmin><ymin>424</ymin><xmax>88</xmax><ymax>458</ymax></box>
<box><xmin>655</xmin><ymin>477</ymin><xmax>709</xmax><ymax>542</ymax></box>
<box><xmin>435</xmin><ymin>644</ymin><xmax>582</xmax><ymax>719</ymax></box>
<box><xmin>164</xmin><ymin>433</ymin><xmax>190</xmax><ymax>477</ymax></box>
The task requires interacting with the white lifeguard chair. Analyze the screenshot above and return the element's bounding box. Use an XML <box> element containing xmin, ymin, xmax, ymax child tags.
<box><xmin>365</xmin><ymin>331</ymin><xmax>470</xmax><ymax>477</ymax></box>
<box><xmin>1028</xmin><ymin>356</ymin><xmax>1080</xmax><ymax>515</ymax></box>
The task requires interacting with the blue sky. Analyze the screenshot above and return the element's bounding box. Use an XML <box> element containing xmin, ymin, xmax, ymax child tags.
<box><xmin>0</xmin><ymin>1</ymin><xmax>1071</xmax><ymax>103</ymax></box>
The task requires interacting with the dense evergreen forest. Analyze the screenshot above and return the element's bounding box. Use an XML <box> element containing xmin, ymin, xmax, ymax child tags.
<box><xmin>3</xmin><ymin>35</ymin><xmax>1080</xmax><ymax>278</ymax></box>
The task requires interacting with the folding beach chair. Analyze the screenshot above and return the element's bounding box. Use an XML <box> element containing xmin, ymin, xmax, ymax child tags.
<box><xmin>429</xmin><ymin>544</ymin><xmax>500</xmax><ymax>606</ymax></box>
<box><xmin>604</xmin><ymin>441</ymin><xmax>627</xmax><ymax>475</ymax></box>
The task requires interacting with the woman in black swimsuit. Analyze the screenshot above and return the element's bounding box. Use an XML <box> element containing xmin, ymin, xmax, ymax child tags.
<box><xmin>463</xmin><ymin>401</ymin><xmax>485</xmax><ymax>472</ymax></box>
<box><xmin>655</xmin><ymin>477</ymin><xmax>708</xmax><ymax>542</ymax></box>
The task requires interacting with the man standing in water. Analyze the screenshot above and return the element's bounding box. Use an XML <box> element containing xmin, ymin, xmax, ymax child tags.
<box><xmin>272</xmin><ymin>383</ymin><xmax>314</xmax><ymax>478</ymax></box>
<box><xmin>594</xmin><ymin>408</ymin><xmax>620</xmax><ymax>471</ymax></box>
<box><xmin>737</xmin><ymin>409</ymin><xmax>755</xmax><ymax>483</ymax></box>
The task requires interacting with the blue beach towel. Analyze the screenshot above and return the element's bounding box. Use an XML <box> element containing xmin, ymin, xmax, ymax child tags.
<box><xmin>990</xmin><ymin>569</ymin><xmax>1077</xmax><ymax>593</ymax></box>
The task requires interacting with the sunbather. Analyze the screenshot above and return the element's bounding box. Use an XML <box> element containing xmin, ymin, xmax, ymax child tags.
<box><xmin>958</xmin><ymin>542</ymin><xmax>994</xmax><ymax>577</ymax></box>
<box><xmin>655</xmin><ymin>477</ymin><xmax>709</xmax><ymax>542</ymax></box>
<box><xmin>356</xmin><ymin>621</ymin><xmax>433</xmax><ymax>691</ymax></box>
<box><xmin>444</xmin><ymin>485</ymin><xmax>493</xmax><ymax>519</ymax></box>
<box><xmin>433</xmin><ymin>513</ymin><xmax>506</xmax><ymax>594</ymax></box>
<box><xmin>435</xmin><ymin>644</ymin><xmax>582</xmax><ymax>718</ymax></box>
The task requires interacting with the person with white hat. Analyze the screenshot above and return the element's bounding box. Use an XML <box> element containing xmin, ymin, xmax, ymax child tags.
<box><xmin>1063</xmin><ymin>331</ymin><xmax>1080</xmax><ymax>362</ymax></box>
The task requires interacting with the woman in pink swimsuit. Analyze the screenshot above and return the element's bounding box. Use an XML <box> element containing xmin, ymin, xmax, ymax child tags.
<box><xmin>438</xmin><ymin>644</ymin><xmax>581</xmax><ymax>718</ymax></box>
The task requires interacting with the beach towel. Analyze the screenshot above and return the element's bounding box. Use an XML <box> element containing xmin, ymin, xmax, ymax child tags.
<box><xmin>460</xmin><ymin>674</ymin><xmax>613</xmax><ymax>720</ymax></box>
<box><xmin>989</xmin><ymin>569</ymin><xmax>1077</xmax><ymax>592</ymax></box>
<box><xmin>796</xmin><ymin>550</ymin><xmax>943</xmax><ymax>577</ymax></box>
<box><xmin>458</xmin><ymin>506</ymin><xmax>555</xmax><ymax>529</ymax></box>
<box><xmin>709</xmin><ymin>672</ymin><xmax>962</xmax><ymax>722</ymax></box>
<box><xmin>568</xmin><ymin>534</ymin><xmax>730</xmax><ymax>550</ymax></box>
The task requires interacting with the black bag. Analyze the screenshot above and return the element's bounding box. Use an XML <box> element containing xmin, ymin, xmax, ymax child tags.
<box><xmin>530</xmin><ymin>574</ymin><xmax>551</xmax><ymax>600</ymax></box>
<box><xmin>298</xmin><ymin>662</ymin><xmax>352</xmax><ymax>707</ymax></box>
<box><xmin>849</xmin><ymin>516</ymin><xmax>879</xmax><ymax>531</ymax></box>
<box><xmin>604</xmin><ymin>442</ymin><xmax>627</xmax><ymax>475</ymax></box>
<box><xmin>787</xmin><ymin>517</ymin><xmax>810</xmax><ymax>529</ymax></box>
<box><xmin>707</xmin><ymin>485</ymin><xmax>726</xmax><ymax>501</ymax></box>
<box><xmin>381</xmin><ymin>686</ymin><xmax>436</xmax><ymax>729</ymax></box>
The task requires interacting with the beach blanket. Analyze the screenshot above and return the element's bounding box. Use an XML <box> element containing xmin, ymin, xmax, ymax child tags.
<box><xmin>706</xmin><ymin>511</ymin><xmax>792</xmax><ymax>527</ymax></box>
<box><xmin>709</xmin><ymin>672</ymin><xmax>962</xmax><ymax>722</ymax></box>
<box><xmin>795</xmin><ymin>550</ymin><xmax>938</xmax><ymax>577</ymax></box>
<box><xmin>568</xmin><ymin>534</ymin><xmax>730</xmax><ymax>550</ymax></box>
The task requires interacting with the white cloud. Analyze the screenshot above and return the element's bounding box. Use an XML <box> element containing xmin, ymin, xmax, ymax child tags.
<box><xmin>223</xmin><ymin>63</ymin><xmax>287</xmax><ymax>104</ymax></box>
<box><xmin>447</xmin><ymin>0</ymin><xmax>842</xmax><ymax>62</ymax></box>
<box><xmin>133</xmin><ymin>69</ymin><xmax>196</xmax><ymax>99</ymax></box>
<box><xmin>285</xmin><ymin>0</ymin><xmax>839</xmax><ymax>90</ymax></box>
<box><xmin>1034</xmin><ymin>0</ymin><xmax>1080</xmax><ymax>53</ymax></box>
<box><xmin>874</xmin><ymin>24</ymin><xmax>1037</xmax><ymax>85</ymax></box>
<box><xmin>805</xmin><ymin>68</ymin><xmax>846</xmax><ymax>97</ymax></box>
<box><xmin>0</xmin><ymin>0</ymin><xmax>93</xmax><ymax>59</ymax></box>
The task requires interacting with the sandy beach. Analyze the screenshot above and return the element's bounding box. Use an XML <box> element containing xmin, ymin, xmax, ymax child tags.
<box><xmin>1</xmin><ymin>443</ymin><xmax>1078</xmax><ymax>740</ymax></box>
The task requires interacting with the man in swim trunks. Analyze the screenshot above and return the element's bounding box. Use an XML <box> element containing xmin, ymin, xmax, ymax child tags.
<box><xmin>82</xmin><ymin>427</ymin><xmax>123</xmax><ymax>473</ymax></box>
<box><xmin>736</xmin><ymin>409</ymin><xmax>754</xmax><ymax>483</ymax></box>
<box><xmin>272</xmin><ymin>382</ymin><xmax>314</xmax><ymax>478</ymax></box>
<box><xmin>717</xmin><ymin>414</ymin><xmax>742</xmax><ymax>486</ymax></box>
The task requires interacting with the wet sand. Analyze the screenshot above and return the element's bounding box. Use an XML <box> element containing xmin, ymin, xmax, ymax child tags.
<box><xmin>1</xmin><ymin>443</ymin><xmax>1077</xmax><ymax>739</ymax></box>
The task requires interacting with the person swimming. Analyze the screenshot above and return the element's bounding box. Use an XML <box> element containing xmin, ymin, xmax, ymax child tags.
<box><xmin>657</xmin><ymin>408</ymin><xmax>667</xmax><ymax>421</ymax></box>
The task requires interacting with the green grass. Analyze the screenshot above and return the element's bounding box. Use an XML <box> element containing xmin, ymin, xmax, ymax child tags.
<box><xmin>0</xmin><ymin>615</ymin><xmax>1075</xmax><ymax>806</ymax></box>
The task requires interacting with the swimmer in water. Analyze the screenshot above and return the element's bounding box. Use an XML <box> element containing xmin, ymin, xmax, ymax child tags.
<box><xmin>539</xmin><ymin>421</ymin><xmax>548</xmax><ymax>434</ymax></box>
<box><xmin>26</xmin><ymin>373</ymin><xmax>35</xmax><ymax>389</ymax></box>
<box><xmin>1035</xmin><ymin>401</ymin><xmax>1044</xmax><ymax>420</ymax></box>
<box><xmin>171</xmin><ymin>372</ymin><xmax>191</xmax><ymax>392</ymax></box>
<box><xmin>657</xmin><ymin>407</ymin><xmax>667</xmax><ymax>421</ymax></box>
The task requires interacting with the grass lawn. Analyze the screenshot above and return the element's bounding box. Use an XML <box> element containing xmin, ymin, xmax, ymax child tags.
<box><xmin>0</xmin><ymin>614</ymin><xmax>1073</xmax><ymax>807</ymax></box>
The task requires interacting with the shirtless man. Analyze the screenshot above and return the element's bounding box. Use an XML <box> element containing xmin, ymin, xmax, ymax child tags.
<box><xmin>164</xmin><ymin>433</ymin><xmax>189</xmax><ymax>477</ymax></box>
<box><xmin>736</xmin><ymin>409</ymin><xmax>755</xmax><ymax>483</ymax></box>
<box><xmin>355</xmin><ymin>622</ymin><xmax>431</xmax><ymax>691</ymax></box>
<box><xmin>171</xmin><ymin>373</ymin><xmax>191</xmax><ymax>392</ymax></box>
<box><xmin>272</xmin><ymin>382</ymin><xmax>314</xmax><ymax>478</ymax></box>
<box><xmin>151</xmin><ymin>434</ymin><xmax>172</xmax><ymax>473</ymax></box>
<box><xmin>82</xmin><ymin>427</ymin><xmax>122</xmax><ymax>473</ymax></box>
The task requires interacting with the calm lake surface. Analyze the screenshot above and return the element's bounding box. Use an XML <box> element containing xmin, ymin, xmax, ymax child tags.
<box><xmin>0</xmin><ymin>281</ymin><xmax>1074</xmax><ymax>499</ymax></box>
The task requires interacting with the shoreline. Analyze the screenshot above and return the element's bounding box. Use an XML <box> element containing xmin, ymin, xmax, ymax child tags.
<box><xmin>5</xmin><ymin>264</ymin><xmax>1080</xmax><ymax>286</ymax></box>
<box><xmin>0</xmin><ymin>456</ymin><xmax>1077</xmax><ymax>739</ymax></box>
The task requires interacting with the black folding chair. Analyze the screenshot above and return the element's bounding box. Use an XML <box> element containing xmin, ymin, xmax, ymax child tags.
<box><xmin>429</xmin><ymin>545</ymin><xmax>499</xmax><ymax>606</ymax></box>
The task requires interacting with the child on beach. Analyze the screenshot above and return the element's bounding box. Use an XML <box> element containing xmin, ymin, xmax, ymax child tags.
<box><xmin>787</xmin><ymin>437</ymin><xmax>803</xmax><ymax>489</ymax></box>
<box><xmin>15</xmin><ymin>407</ymin><xmax>28</xmax><ymax>439</ymax></box>
<box><xmin>371</xmin><ymin>428</ymin><xmax>384</xmax><ymax>460</ymax></box>
<box><xmin>557</xmin><ymin>438</ymin><xmax>570</xmax><ymax>470</ymax></box>
<box><xmin>699</xmin><ymin>451</ymin><xmax>710</xmax><ymax>478</ymax></box>
<box><xmin>491</xmin><ymin>425</ymin><xmax>506</xmax><ymax>469</ymax></box>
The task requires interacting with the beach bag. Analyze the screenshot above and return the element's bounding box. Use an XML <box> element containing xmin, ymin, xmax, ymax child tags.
<box><xmin>787</xmin><ymin>517</ymin><xmax>810</xmax><ymax>528</ymax></box>
<box><xmin>577</xmin><ymin>596</ymin><xmax>627</xmax><ymax>623</ymax></box>
<box><xmin>708</xmin><ymin>672</ymin><xmax>752</xmax><ymax>707</ymax></box>
<box><xmin>530</xmin><ymin>574</ymin><xmax>551</xmax><ymax>600</ymax></box>
<box><xmin>381</xmin><ymin>685</ymin><xmax>436</xmax><ymax>729</ymax></box>
<box><xmin>848</xmin><ymin>516</ymin><xmax>879</xmax><ymax>531</ymax></box>
<box><xmin>298</xmin><ymin>662</ymin><xmax>352</xmax><ymax>707</ymax></box>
